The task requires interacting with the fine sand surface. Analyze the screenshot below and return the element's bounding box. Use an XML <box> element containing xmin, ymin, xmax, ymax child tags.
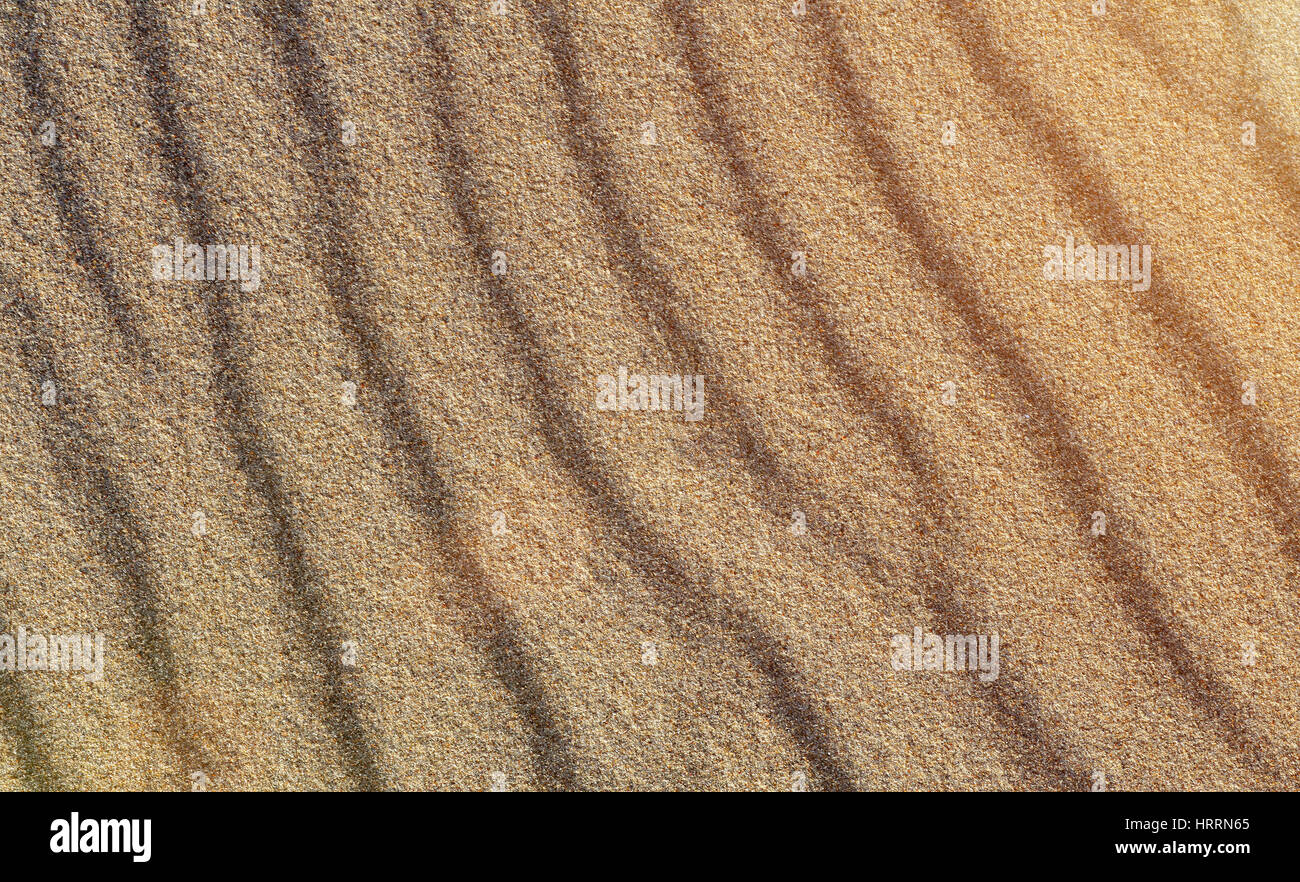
<box><xmin>0</xmin><ymin>0</ymin><xmax>1297</xmax><ymax>790</ymax></box>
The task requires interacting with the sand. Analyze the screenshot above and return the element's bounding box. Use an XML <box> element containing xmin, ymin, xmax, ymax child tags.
<box><xmin>0</xmin><ymin>0</ymin><xmax>1297</xmax><ymax>790</ymax></box>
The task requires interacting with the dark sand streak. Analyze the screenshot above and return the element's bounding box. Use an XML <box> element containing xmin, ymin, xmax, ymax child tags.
<box><xmin>814</xmin><ymin>2</ymin><xmax>1286</xmax><ymax>783</ymax></box>
<box><xmin>4</xmin><ymin>1</ymin><xmax>158</xmax><ymax>365</ymax></box>
<box><xmin>663</xmin><ymin>0</ymin><xmax>1091</xmax><ymax>790</ymax></box>
<box><xmin>255</xmin><ymin>0</ymin><xmax>583</xmax><ymax>790</ymax></box>
<box><xmin>123</xmin><ymin>0</ymin><xmax>386</xmax><ymax>790</ymax></box>
<box><xmin>422</xmin><ymin>0</ymin><xmax>857</xmax><ymax>790</ymax></box>
<box><xmin>0</xmin><ymin>290</ymin><xmax>206</xmax><ymax>778</ymax></box>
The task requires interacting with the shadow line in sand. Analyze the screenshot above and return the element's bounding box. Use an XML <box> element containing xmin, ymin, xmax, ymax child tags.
<box><xmin>123</xmin><ymin>0</ymin><xmax>386</xmax><ymax>791</ymax></box>
<box><xmin>523</xmin><ymin>0</ymin><xmax>862</xmax><ymax>791</ymax></box>
<box><xmin>1109</xmin><ymin>4</ymin><xmax>1300</xmax><ymax>239</ymax></box>
<box><xmin>255</xmin><ymin>0</ymin><xmax>582</xmax><ymax>791</ymax></box>
<box><xmin>932</xmin><ymin>0</ymin><xmax>1291</xmax><ymax>783</ymax></box>
<box><xmin>3</xmin><ymin>1</ymin><xmax>157</xmax><ymax>365</ymax></box>
<box><xmin>663</xmin><ymin>0</ymin><xmax>1090</xmax><ymax>790</ymax></box>
<box><xmin>1</xmin><ymin>280</ymin><xmax>206</xmax><ymax>778</ymax></box>
<box><xmin>418</xmin><ymin>0</ymin><xmax>859</xmax><ymax>790</ymax></box>
<box><xmin>0</xmin><ymin>605</ymin><xmax>68</xmax><ymax>790</ymax></box>
<box><xmin>1218</xmin><ymin>1</ymin><xmax>1300</xmax><ymax>234</ymax></box>
<box><xmin>812</xmin><ymin>1</ymin><xmax>1286</xmax><ymax>783</ymax></box>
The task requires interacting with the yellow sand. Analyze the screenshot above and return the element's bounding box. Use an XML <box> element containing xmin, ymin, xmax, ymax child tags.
<box><xmin>0</xmin><ymin>0</ymin><xmax>1296</xmax><ymax>790</ymax></box>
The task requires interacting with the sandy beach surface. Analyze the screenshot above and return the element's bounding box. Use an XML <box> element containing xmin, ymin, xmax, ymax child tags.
<box><xmin>0</xmin><ymin>0</ymin><xmax>1297</xmax><ymax>790</ymax></box>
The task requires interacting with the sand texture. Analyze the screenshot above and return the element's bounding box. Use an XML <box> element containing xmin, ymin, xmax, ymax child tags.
<box><xmin>0</xmin><ymin>0</ymin><xmax>1298</xmax><ymax>790</ymax></box>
